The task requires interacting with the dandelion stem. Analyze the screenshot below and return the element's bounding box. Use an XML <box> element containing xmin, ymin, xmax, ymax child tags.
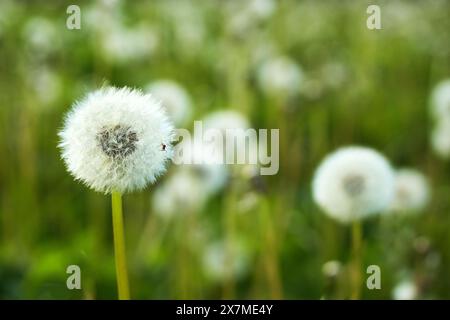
<box><xmin>261</xmin><ymin>198</ymin><xmax>283</xmax><ymax>299</ymax></box>
<box><xmin>351</xmin><ymin>220</ymin><xmax>362</xmax><ymax>300</ymax></box>
<box><xmin>111</xmin><ymin>191</ymin><xmax>130</xmax><ymax>300</ymax></box>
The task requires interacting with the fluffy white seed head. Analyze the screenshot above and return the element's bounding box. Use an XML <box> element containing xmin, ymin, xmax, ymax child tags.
<box><xmin>146</xmin><ymin>80</ymin><xmax>192</xmax><ymax>127</ymax></box>
<box><xmin>225</xmin><ymin>0</ymin><xmax>276</xmax><ymax>37</ymax></box>
<box><xmin>202</xmin><ymin>240</ymin><xmax>249</xmax><ymax>282</ymax></box>
<box><xmin>59</xmin><ymin>87</ymin><xmax>175</xmax><ymax>194</ymax></box>
<box><xmin>174</xmin><ymin>139</ymin><xmax>229</xmax><ymax>195</ymax></box>
<box><xmin>312</xmin><ymin>146</ymin><xmax>395</xmax><ymax>224</ymax></box>
<box><xmin>392</xmin><ymin>280</ymin><xmax>418</xmax><ymax>300</ymax></box>
<box><xmin>100</xmin><ymin>24</ymin><xmax>158</xmax><ymax>64</ymax></box>
<box><xmin>322</xmin><ymin>260</ymin><xmax>342</xmax><ymax>278</ymax></box>
<box><xmin>202</xmin><ymin>110</ymin><xmax>251</xmax><ymax>170</ymax></box>
<box><xmin>257</xmin><ymin>56</ymin><xmax>303</xmax><ymax>98</ymax></box>
<box><xmin>390</xmin><ymin>168</ymin><xmax>430</xmax><ymax>212</ymax></box>
<box><xmin>430</xmin><ymin>79</ymin><xmax>450</xmax><ymax>120</ymax></box>
<box><xmin>22</xmin><ymin>17</ymin><xmax>61</xmax><ymax>58</ymax></box>
<box><xmin>431</xmin><ymin>119</ymin><xmax>450</xmax><ymax>159</ymax></box>
<box><xmin>152</xmin><ymin>168</ymin><xmax>206</xmax><ymax>219</ymax></box>
<box><xmin>202</xmin><ymin>110</ymin><xmax>250</xmax><ymax>133</ymax></box>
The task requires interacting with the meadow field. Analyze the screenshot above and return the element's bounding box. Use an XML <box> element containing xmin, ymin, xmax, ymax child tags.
<box><xmin>0</xmin><ymin>0</ymin><xmax>449</xmax><ymax>299</ymax></box>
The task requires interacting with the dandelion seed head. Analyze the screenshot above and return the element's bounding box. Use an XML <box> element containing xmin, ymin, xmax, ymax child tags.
<box><xmin>174</xmin><ymin>139</ymin><xmax>229</xmax><ymax>195</ymax></box>
<box><xmin>312</xmin><ymin>146</ymin><xmax>395</xmax><ymax>223</ymax></box>
<box><xmin>392</xmin><ymin>280</ymin><xmax>418</xmax><ymax>300</ymax></box>
<box><xmin>202</xmin><ymin>240</ymin><xmax>249</xmax><ymax>282</ymax></box>
<box><xmin>203</xmin><ymin>110</ymin><xmax>250</xmax><ymax>133</ymax></box>
<box><xmin>152</xmin><ymin>169</ymin><xmax>206</xmax><ymax>219</ymax></box>
<box><xmin>100</xmin><ymin>24</ymin><xmax>158</xmax><ymax>64</ymax></box>
<box><xmin>257</xmin><ymin>56</ymin><xmax>303</xmax><ymax>98</ymax></box>
<box><xmin>59</xmin><ymin>86</ymin><xmax>175</xmax><ymax>194</ymax></box>
<box><xmin>430</xmin><ymin>79</ymin><xmax>450</xmax><ymax>120</ymax></box>
<box><xmin>322</xmin><ymin>260</ymin><xmax>342</xmax><ymax>278</ymax></box>
<box><xmin>390</xmin><ymin>168</ymin><xmax>430</xmax><ymax>212</ymax></box>
<box><xmin>431</xmin><ymin>119</ymin><xmax>450</xmax><ymax>159</ymax></box>
<box><xmin>146</xmin><ymin>80</ymin><xmax>192</xmax><ymax>126</ymax></box>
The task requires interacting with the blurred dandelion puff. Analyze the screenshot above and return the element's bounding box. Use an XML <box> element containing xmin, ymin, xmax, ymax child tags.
<box><xmin>312</xmin><ymin>146</ymin><xmax>395</xmax><ymax>223</ymax></box>
<box><xmin>389</xmin><ymin>169</ymin><xmax>430</xmax><ymax>213</ymax></box>
<box><xmin>146</xmin><ymin>80</ymin><xmax>192</xmax><ymax>127</ymax></box>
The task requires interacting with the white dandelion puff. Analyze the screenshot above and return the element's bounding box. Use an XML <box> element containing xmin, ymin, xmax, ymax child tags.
<box><xmin>29</xmin><ymin>67</ymin><xmax>62</xmax><ymax>109</ymax></box>
<box><xmin>22</xmin><ymin>16</ymin><xmax>61</xmax><ymax>58</ymax></box>
<box><xmin>58</xmin><ymin>86</ymin><xmax>175</xmax><ymax>194</ymax></box>
<box><xmin>392</xmin><ymin>280</ymin><xmax>418</xmax><ymax>300</ymax></box>
<box><xmin>152</xmin><ymin>168</ymin><xmax>207</xmax><ymax>219</ymax></box>
<box><xmin>100</xmin><ymin>24</ymin><xmax>158</xmax><ymax>64</ymax></box>
<box><xmin>431</xmin><ymin>118</ymin><xmax>450</xmax><ymax>159</ymax></box>
<box><xmin>257</xmin><ymin>56</ymin><xmax>303</xmax><ymax>98</ymax></box>
<box><xmin>390</xmin><ymin>168</ymin><xmax>430</xmax><ymax>212</ymax></box>
<box><xmin>225</xmin><ymin>0</ymin><xmax>276</xmax><ymax>37</ymax></box>
<box><xmin>202</xmin><ymin>110</ymin><xmax>251</xmax><ymax>167</ymax></box>
<box><xmin>146</xmin><ymin>80</ymin><xmax>192</xmax><ymax>127</ymax></box>
<box><xmin>430</xmin><ymin>79</ymin><xmax>450</xmax><ymax>120</ymax></box>
<box><xmin>202</xmin><ymin>241</ymin><xmax>249</xmax><ymax>282</ymax></box>
<box><xmin>322</xmin><ymin>260</ymin><xmax>342</xmax><ymax>278</ymax></box>
<box><xmin>312</xmin><ymin>146</ymin><xmax>395</xmax><ymax>224</ymax></box>
<box><xmin>174</xmin><ymin>139</ymin><xmax>229</xmax><ymax>195</ymax></box>
<box><xmin>203</xmin><ymin>110</ymin><xmax>250</xmax><ymax>133</ymax></box>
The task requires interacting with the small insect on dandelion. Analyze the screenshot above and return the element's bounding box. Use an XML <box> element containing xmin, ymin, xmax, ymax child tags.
<box><xmin>58</xmin><ymin>86</ymin><xmax>175</xmax><ymax>299</ymax></box>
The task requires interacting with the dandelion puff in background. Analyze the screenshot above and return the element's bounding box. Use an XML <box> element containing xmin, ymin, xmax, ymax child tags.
<box><xmin>202</xmin><ymin>240</ymin><xmax>249</xmax><ymax>283</ymax></box>
<box><xmin>175</xmin><ymin>139</ymin><xmax>229</xmax><ymax>195</ymax></box>
<box><xmin>58</xmin><ymin>86</ymin><xmax>175</xmax><ymax>299</ymax></box>
<box><xmin>202</xmin><ymin>109</ymin><xmax>250</xmax><ymax>166</ymax></box>
<box><xmin>202</xmin><ymin>109</ymin><xmax>250</xmax><ymax>133</ymax></box>
<box><xmin>257</xmin><ymin>56</ymin><xmax>303</xmax><ymax>99</ymax></box>
<box><xmin>390</xmin><ymin>168</ymin><xmax>430</xmax><ymax>213</ymax></box>
<box><xmin>312</xmin><ymin>146</ymin><xmax>395</xmax><ymax>224</ymax></box>
<box><xmin>431</xmin><ymin>118</ymin><xmax>450</xmax><ymax>160</ymax></box>
<box><xmin>430</xmin><ymin>79</ymin><xmax>450</xmax><ymax>120</ymax></box>
<box><xmin>146</xmin><ymin>80</ymin><xmax>192</xmax><ymax>127</ymax></box>
<box><xmin>152</xmin><ymin>168</ymin><xmax>207</xmax><ymax>219</ymax></box>
<box><xmin>312</xmin><ymin>146</ymin><xmax>395</xmax><ymax>299</ymax></box>
<box><xmin>392</xmin><ymin>280</ymin><xmax>418</xmax><ymax>300</ymax></box>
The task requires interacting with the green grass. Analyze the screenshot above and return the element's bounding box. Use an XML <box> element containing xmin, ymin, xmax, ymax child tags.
<box><xmin>0</xmin><ymin>0</ymin><xmax>449</xmax><ymax>299</ymax></box>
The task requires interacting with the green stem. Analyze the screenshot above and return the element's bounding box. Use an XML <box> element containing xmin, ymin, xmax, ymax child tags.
<box><xmin>111</xmin><ymin>191</ymin><xmax>130</xmax><ymax>300</ymax></box>
<box><xmin>351</xmin><ymin>220</ymin><xmax>362</xmax><ymax>300</ymax></box>
<box><xmin>261</xmin><ymin>198</ymin><xmax>283</xmax><ymax>299</ymax></box>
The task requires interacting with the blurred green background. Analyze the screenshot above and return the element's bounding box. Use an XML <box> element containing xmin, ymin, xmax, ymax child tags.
<box><xmin>0</xmin><ymin>0</ymin><xmax>449</xmax><ymax>299</ymax></box>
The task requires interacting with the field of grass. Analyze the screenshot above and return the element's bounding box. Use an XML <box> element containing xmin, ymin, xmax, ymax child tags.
<box><xmin>0</xmin><ymin>0</ymin><xmax>449</xmax><ymax>299</ymax></box>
